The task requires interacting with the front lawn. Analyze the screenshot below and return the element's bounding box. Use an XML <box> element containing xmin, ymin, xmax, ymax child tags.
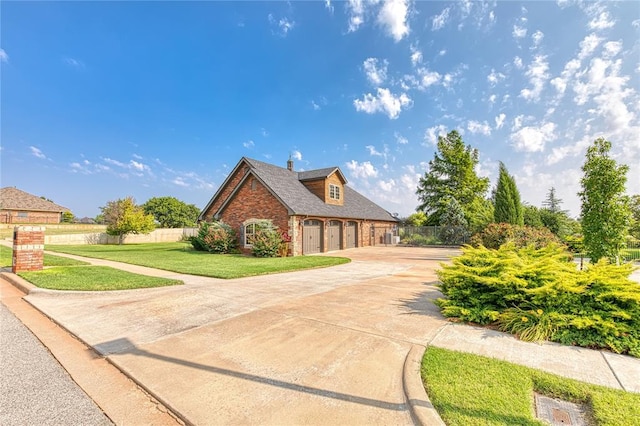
<box><xmin>18</xmin><ymin>266</ymin><xmax>182</xmax><ymax>291</ymax></box>
<box><xmin>422</xmin><ymin>347</ymin><xmax>640</xmax><ymax>426</ymax></box>
<box><xmin>0</xmin><ymin>245</ymin><xmax>89</xmax><ymax>267</ymax></box>
<box><xmin>45</xmin><ymin>243</ymin><xmax>351</xmax><ymax>279</ymax></box>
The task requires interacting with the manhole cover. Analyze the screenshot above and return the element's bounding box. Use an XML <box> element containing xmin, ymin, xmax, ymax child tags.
<box><xmin>534</xmin><ymin>393</ymin><xmax>590</xmax><ymax>426</ymax></box>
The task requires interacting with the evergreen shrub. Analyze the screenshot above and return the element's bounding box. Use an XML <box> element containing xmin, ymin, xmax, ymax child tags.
<box><xmin>436</xmin><ymin>243</ymin><xmax>640</xmax><ymax>356</ymax></box>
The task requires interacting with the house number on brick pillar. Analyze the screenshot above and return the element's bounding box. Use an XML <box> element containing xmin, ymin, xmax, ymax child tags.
<box><xmin>12</xmin><ymin>226</ymin><xmax>45</xmax><ymax>273</ymax></box>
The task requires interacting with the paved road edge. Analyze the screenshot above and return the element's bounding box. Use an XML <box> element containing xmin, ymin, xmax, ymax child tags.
<box><xmin>403</xmin><ymin>344</ymin><xmax>445</xmax><ymax>426</ymax></box>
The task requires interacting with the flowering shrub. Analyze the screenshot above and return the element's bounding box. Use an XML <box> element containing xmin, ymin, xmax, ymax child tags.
<box><xmin>251</xmin><ymin>223</ymin><xmax>285</xmax><ymax>258</ymax></box>
<box><xmin>436</xmin><ymin>243</ymin><xmax>640</xmax><ymax>356</ymax></box>
<box><xmin>470</xmin><ymin>223</ymin><xmax>561</xmax><ymax>249</ymax></box>
<box><xmin>190</xmin><ymin>221</ymin><xmax>238</xmax><ymax>253</ymax></box>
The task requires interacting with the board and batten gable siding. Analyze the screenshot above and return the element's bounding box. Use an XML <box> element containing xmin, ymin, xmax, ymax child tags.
<box><xmin>300</xmin><ymin>173</ymin><xmax>345</xmax><ymax>206</ymax></box>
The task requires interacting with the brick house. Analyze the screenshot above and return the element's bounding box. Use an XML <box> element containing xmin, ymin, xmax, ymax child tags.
<box><xmin>199</xmin><ymin>157</ymin><xmax>399</xmax><ymax>256</ymax></box>
<box><xmin>0</xmin><ymin>187</ymin><xmax>69</xmax><ymax>224</ymax></box>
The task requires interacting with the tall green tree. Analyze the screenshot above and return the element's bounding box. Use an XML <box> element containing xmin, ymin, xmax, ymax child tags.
<box><xmin>493</xmin><ymin>162</ymin><xmax>523</xmax><ymax>225</ymax></box>
<box><xmin>579</xmin><ymin>138</ymin><xmax>630</xmax><ymax>264</ymax></box>
<box><xmin>101</xmin><ymin>196</ymin><xmax>155</xmax><ymax>244</ymax></box>
<box><xmin>629</xmin><ymin>195</ymin><xmax>640</xmax><ymax>240</ymax></box>
<box><xmin>542</xmin><ymin>187</ymin><xmax>565</xmax><ymax>213</ymax></box>
<box><xmin>405</xmin><ymin>211</ymin><xmax>428</xmax><ymax>227</ymax></box>
<box><xmin>439</xmin><ymin>197</ymin><xmax>470</xmax><ymax>245</ymax></box>
<box><xmin>142</xmin><ymin>196</ymin><xmax>200</xmax><ymax>228</ymax></box>
<box><xmin>523</xmin><ymin>205</ymin><xmax>544</xmax><ymax>228</ymax></box>
<box><xmin>416</xmin><ymin>130</ymin><xmax>489</xmax><ymax>225</ymax></box>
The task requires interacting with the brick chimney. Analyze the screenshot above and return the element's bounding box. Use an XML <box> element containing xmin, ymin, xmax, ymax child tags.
<box><xmin>287</xmin><ymin>157</ymin><xmax>294</xmax><ymax>171</ymax></box>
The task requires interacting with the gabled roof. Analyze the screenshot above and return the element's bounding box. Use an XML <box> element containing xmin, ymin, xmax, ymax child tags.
<box><xmin>201</xmin><ymin>157</ymin><xmax>397</xmax><ymax>222</ymax></box>
<box><xmin>298</xmin><ymin>167</ymin><xmax>347</xmax><ymax>183</ymax></box>
<box><xmin>0</xmin><ymin>187</ymin><xmax>69</xmax><ymax>213</ymax></box>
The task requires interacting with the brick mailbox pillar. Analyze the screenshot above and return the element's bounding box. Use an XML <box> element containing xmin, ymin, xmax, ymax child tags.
<box><xmin>12</xmin><ymin>226</ymin><xmax>45</xmax><ymax>273</ymax></box>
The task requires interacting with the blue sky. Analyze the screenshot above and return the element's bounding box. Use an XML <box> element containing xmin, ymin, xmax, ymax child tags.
<box><xmin>1</xmin><ymin>1</ymin><xmax>639</xmax><ymax>219</ymax></box>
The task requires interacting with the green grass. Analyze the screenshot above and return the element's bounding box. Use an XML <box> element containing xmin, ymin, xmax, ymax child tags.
<box><xmin>45</xmin><ymin>243</ymin><xmax>351</xmax><ymax>279</ymax></box>
<box><xmin>18</xmin><ymin>266</ymin><xmax>182</xmax><ymax>291</ymax></box>
<box><xmin>421</xmin><ymin>347</ymin><xmax>640</xmax><ymax>426</ymax></box>
<box><xmin>0</xmin><ymin>245</ymin><xmax>89</xmax><ymax>267</ymax></box>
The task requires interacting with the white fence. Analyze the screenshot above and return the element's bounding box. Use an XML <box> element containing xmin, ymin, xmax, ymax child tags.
<box><xmin>44</xmin><ymin>228</ymin><xmax>198</xmax><ymax>245</ymax></box>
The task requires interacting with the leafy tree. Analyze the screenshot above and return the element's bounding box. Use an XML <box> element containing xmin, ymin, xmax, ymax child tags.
<box><xmin>61</xmin><ymin>211</ymin><xmax>75</xmax><ymax>223</ymax></box>
<box><xmin>142</xmin><ymin>196</ymin><xmax>200</xmax><ymax>228</ymax></box>
<box><xmin>416</xmin><ymin>130</ymin><xmax>489</xmax><ymax>225</ymax></box>
<box><xmin>101</xmin><ymin>196</ymin><xmax>155</xmax><ymax>244</ymax></box>
<box><xmin>405</xmin><ymin>211</ymin><xmax>428</xmax><ymax>226</ymax></box>
<box><xmin>629</xmin><ymin>195</ymin><xmax>640</xmax><ymax>240</ymax></box>
<box><xmin>493</xmin><ymin>162</ymin><xmax>523</xmax><ymax>225</ymax></box>
<box><xmin>94</xmin><ymin>214</ymin><xmax>105</xmax><ymax>224</ymax></box>
<box><xmin>579</xmin><ymin>138</ymin><xmax>630</xmax><ymax>264</ymax></box>
<box><xmin>439</xmin><ymin>197</ymin><xmax>470</xmax><ymax>245</ymax></box>
<box><xmin>523</xmin><ymin>205</ymin><xmax>543</xmax><ymax>228</ymax></box>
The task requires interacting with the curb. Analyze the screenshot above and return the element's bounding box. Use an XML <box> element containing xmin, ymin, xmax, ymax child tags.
<box><xmin>403</xmin><ymin>344</ymin><xmax>445</xmax><ymax>426</ymax></box>
<box><xmin>0</xmin><ymin>271</ymin><xmax>39</xmax><ymax>294</ymax></box>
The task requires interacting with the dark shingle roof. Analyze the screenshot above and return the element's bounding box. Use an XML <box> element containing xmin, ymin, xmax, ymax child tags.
<box><xmin>243</xmin><ymin>158</ymin><xmax>397</xmax><ymax>222</ymax></box>
<box><xmin>0</xmin><ymin>187</ymin><xmax>68</xmax><ymax>212</ymax></box>
<box><xmin>298</xmin><ymin>167</ymin><xmax>343</xmax><ymax>182</ymax></box>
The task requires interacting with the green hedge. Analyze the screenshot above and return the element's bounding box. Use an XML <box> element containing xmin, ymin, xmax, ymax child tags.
<box><xmin>436</xmin><ymin>243</ymin><xmax>640</xmax><ymax>357</ymax></box>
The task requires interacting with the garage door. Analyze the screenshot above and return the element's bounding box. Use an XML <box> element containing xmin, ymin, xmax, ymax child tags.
<box><xmin>328</xmin><ymin>220</ymin><xmax>342</xmax><ymax>251</ymax></box>
<box><xmin>303</xmin><ymin>220</ymin><xmax>322</xmax><ymax>254</ymax></box>
<box><xmin>346</xmin><ymin>221</ymin><xmax>357</xmax><ymax>248</ymax></box>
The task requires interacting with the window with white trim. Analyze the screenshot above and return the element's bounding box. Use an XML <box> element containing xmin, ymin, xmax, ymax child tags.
<box><xmin>242</xmin><ymin>219</ymin><xmax>273</xmax><ymax>247</ymax></box>
<box><xmin>329</xmin><ymin>184</ymin><xmax>341</xmax><ymax>200</ymax></box>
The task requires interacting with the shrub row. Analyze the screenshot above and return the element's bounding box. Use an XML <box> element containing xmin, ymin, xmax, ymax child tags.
<box><xmin>436</xmin><ymin>243</ymin><xmax>640</xmax><ymax>357</ymax></box>
<box><xmin>470</xmin><ymin>223</ymin><xmax>562</xmax><ymax>249</ymax></box>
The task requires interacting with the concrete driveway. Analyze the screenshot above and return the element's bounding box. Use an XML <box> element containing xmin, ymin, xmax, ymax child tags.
<box><xmin>24</xmin><ymin>246</ymin><xmax>457</xmax><ymax>425</ymax></box>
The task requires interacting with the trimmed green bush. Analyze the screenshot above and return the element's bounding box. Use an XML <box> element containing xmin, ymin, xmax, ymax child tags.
<box><xmin>436</xmin><ymin>243</ymin><xmax>640</xmax><ymax>356</ymax></box>
<box><xmin>401</xmin><ymin>234</ymin><xmax>440</xmax><ymax>246</ymax></box>
<box><xmin>191</xmin><ymin>221</ymin><xmax>238</xmax><ymax>253</ymax></box>
<box><xmin>251</xmin><ymin>223</ymin><xmax>284</xmax><ymax>258</ymax></box>
<box><xmin>470</xmin><ymin>222</ymin><xmax>561</xmax><ymax>249</ymax></box>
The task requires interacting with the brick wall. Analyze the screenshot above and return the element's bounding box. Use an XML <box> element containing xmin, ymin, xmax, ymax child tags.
<box><xmin>12</xmin><ymin>226</ymin><xmax>45</xmax><ymax>272</ymax></box>
<box><xmin>1</xmin><ymin>210</ymin><xmax>61</xmax><ymax>224</ymax></box>
<box><xmin>201</xmin><ymin>165</ymin><xmax>248</xmax><ymax>222</ymax></box>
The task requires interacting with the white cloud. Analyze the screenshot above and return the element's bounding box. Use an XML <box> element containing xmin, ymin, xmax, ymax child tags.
<box><xmin>551</xmin><ymin>58</ymin><xmax>580</xmax><ymax>96</ymax></box>
<box><xmin>512</xmin><ymin>25</ymin><xmax>527</xmax><ymax>39</ymax></box>
<box><xmin>243</xmin><ymin>140</ymin><xmax>255</xmax><ymax>149</ymax></box>
<box><xmin>29</xmin><ymin>146</ymin><xmax>46</xmax><ymax>159</ymax></box>
<box><xmin>325</xmin><ymin>0</ymin><xmax>334</xmax><ymax>14</ymax></box>
<box><xmin>363</xmin><ymin>57</ymin><xmax>388</xmax><ymax>86</ymax></box>
<box><xmin>377</xmin><ymin>0</ymin><xmax>410</xmax><ymax>42</ymax></box>
<box><xmin>467</xmin><ymin>120</ymin><xmax>492</xmax><ymax>135</ymax></box>
<box><xmin>410</xmin><ymin>45</ymin><xmax>422</xmax><ymax>66</ymax></box>
<box><xmin>378</xmin><ymin>178</ymin><xmax>396</xmax><ymax>192</ymax></box>
<box><xmin>513</xmin><ymin>56</ymin><xmax>524</xmax><ymax>69</ymax></box>
<box><xmin>431</xmin><ymin>7</ymin><xmax>450</xmax><ymax>31</ymax></box>
<box><xmin>173</xmin><ymin>177</ymin><xmax>189</xmax><ymax>187</ymax></box>
<box><xmin>63</xmin><ymin>57</ymin><xmax>85</xmax><ymax>68</ymax></box>
<box><xmin>345</xmin><ymin>160</ymin><xmax>378</xmax><ymax>179</ymax></box>
<box><xmin>510</xmin><ymin>122</ymin><xmax>557</xmax><ymax>152</ymax></box>
<box><xmin>366</xmin><ymin>145</ymin><xmax>383</xmax><ymax>156</ymax></box>
<box><xmin>394</xmin><ymin>131</ymin><xmax>408</xmax><ymax>145</ymax></box>
<box><xmin>311</xmin><ymin>101</ymin><xmax>320</xmax><ymax>110</ymax></box>
<box><xmin>488</xmin><ymin>94</ymin><xmax>497</xmax><ymax>104</ymax></box>
<box><xmin>268</xmin><ymin>14</ymin><xmax>295</xmax><ymax>37</ymax></box>
<box><xmin>602</xmin><ymin>40</ymin><xmax>622</xmax><ymax>58</ymax></box>
<box><xmin>0</xmin><ymin>49</ymin><xmax>8</xmax><ymax>63</ymax></box>
<box><xmin>588</xmin><ymin>10</ymin><xmax>615</xmax><ymax>30</ymax></box>
<box><xmin>129</xmin><ymin>160</ymin><xmax>150</xmax><ymax>173</ymax></box>
<box><xmin>520</xmin><ymin>55</ymin><xmax>549</xmax><ymax>101</ymax></box>
<box><xmin>439</xmin><ymin>49</ymin><xmax>447</xmax><ymax>56</ymax></box>
<box><xmin>346</xmin><ymin>0</ymin><xmax>365</xmax><ymax>32</ymax></box>
<box><xmin>353</xmin><ymin>88</ymin><xmax>412</xmax><ymax>119</ymax></box>
<box><xmin>487</xmin><ymin>68</ymin><xmax>505</xmax><ymax>85</ymax></box>
<box><xmin>531</xmin><ymin>30</ymin><xmax>544</xmax><ymax>48</ymax></box>
<box><xmin>578</xmin><ymin>33</ymin><xmax>602</xmax><ymax>60</ymax></box>
<box><xmin>291</xmin><ymin>150</ymin><xmax>302</xmax><ymax>161</ymax></box>
<box><xmin>423</xmin><ymin>124</ymin><xmax>448</xmax><ymax>146</ymax></box>
<box><xmin>495</xmin><ymin>113</ymin><xmax>506</xmax><ymax>129</ymax></box>
<box><xmin>104</xmin><ymin>157</ymin><xmax>126</xmax><ymax>168</ymax></box>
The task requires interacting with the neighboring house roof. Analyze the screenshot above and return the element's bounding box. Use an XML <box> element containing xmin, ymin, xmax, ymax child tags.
<box><xmin>203</xmin><ymin>157</ymin><xmax>398</xmax><ymax>222</ymax></box>
<box><xmin>0</xmin><ymin>187</ymin><xmax>69</xmax><ymax>213</ymax></box>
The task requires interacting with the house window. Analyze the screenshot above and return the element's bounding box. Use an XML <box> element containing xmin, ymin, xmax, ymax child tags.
<box><xmin>17</xmin><ymin>212</ymin><xmax>28</xmax><ymax>218</ymax></box>
<box><xmin>329</xmin><ymin>184</ymin><xmax>341</xmax><ymax>200</ymax></box>
<box><xmin>242</xmin><ymin>219</ymin><xmax>273</xmax><ymax>247</ymax></box>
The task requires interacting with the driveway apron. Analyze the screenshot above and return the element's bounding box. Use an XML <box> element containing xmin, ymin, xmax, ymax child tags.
<box><xmin>24</xmin><ymin>247</ymin><xmax>455</xmax><ymax>425</ymax></box>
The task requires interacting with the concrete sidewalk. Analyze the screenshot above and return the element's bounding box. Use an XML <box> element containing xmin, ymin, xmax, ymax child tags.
<box><xmin>3</xmin><ymin>245</ymin><xmax>639</xmax><ymax>425</ymax></box>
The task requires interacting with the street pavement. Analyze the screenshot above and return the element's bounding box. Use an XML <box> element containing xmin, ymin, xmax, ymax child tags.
<box><xmin>0</xmin><ymin>303</ymin><xmax>112</xmax><ymax>426</ymax></box>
